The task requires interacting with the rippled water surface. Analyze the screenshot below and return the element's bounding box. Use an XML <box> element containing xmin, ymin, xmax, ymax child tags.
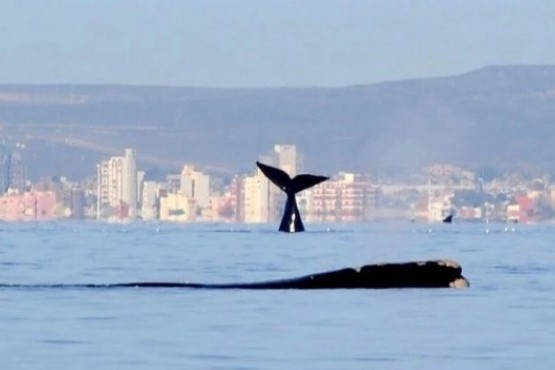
<box><xmin>1</xmin><ymin>221</ymin><xmax>554</xmax><ymax>369</ymax></box>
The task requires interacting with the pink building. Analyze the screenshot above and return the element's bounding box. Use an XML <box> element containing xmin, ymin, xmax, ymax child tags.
<box><xmin>0</xmin><ymin>192</ymin><xmax>56</xmax><ymax>221</ymax></box>
<box><xmin>507</xmin><ymin>195</ymin><xmax>534</xmax><ymax>223</ymax></box>
<box><xmin>310</xmin><ymin>173</ymin><xmax>376</xmax><ymax>222</ymax></box>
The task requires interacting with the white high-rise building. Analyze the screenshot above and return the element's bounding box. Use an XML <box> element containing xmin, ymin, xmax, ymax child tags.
<box><xmin>243</xmin><ymin>168</ymin><xmax>270</xmax><ymax>223</ymax></box>
<box><xmin>141</xmin><ymin>181</ymin><xmax>159</xmax><ymax>220</ymax></box>
<box><xmin>97</xmin><ymin>148</ymin><xmax>138</xmax><ymax>219</ymax></box>
<box><xmin>180</xmin><ymin>165</ymin><xmax>210</xmax><ymax>209</ymax></box>
<box><xmin>122</xmin><ymin>148</ymin><xmax>137</xmax><ymax>217</ymax></box>
<box><xmin>268</xmin><ymin>145</ymin><xmax>302</xmax><ymax>222</ymax></box>
<box><xmin>274</xmin><ymin>144</ymin><xmax>299</xmax><ymax>176</ymax></box>
<box><xmin>97</xmin><ymin>156</ymin><xmax>123</xmax><ymax>211</ymax></box>
<box><xmin>137</xmin><ymin>170</ymin><xmax>145</xmax><ymax>206</ymax></box>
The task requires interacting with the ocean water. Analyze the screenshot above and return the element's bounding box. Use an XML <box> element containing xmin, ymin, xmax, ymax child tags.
<box><xmin>1</xmin><ymin>221</ymin><xmax>554</xmax><ymax>369</ymax></box>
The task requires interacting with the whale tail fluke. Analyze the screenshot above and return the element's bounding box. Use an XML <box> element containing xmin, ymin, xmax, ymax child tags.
<box><xmin>290</xmin><ymin>174</ymin><xmax>330</xmax><ymax>194</ymax></box>
<box><xmin>256</xmin><ymin>161</ymin><xmax>328</xmax><ymax>232</ymax></box>
<box><xmin>256</xmin><ymin>161</ymin><xmax>328</xmax><ymax>195</ymax></box>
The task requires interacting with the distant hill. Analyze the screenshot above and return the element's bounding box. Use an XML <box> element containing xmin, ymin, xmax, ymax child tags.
<box><xmin>1</xmin><ymin>64</ymin><xmax>555</xmax><ymax>180</ymax></box>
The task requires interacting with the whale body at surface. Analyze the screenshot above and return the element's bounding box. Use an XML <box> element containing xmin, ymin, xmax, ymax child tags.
<box><xmin>0</xmin><ymin>260</ymin><xmax>469</xmax><ymax>290</ymax></box>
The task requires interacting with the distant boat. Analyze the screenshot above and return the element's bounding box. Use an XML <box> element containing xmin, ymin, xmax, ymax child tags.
<box><xmin>442</xmin><ymin>214</ymin><xmax>453</xmax><ymax>223</ymax></box>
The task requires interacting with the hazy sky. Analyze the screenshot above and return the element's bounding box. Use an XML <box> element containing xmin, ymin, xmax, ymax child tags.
<box><xmin>1</xmin><ymin>0</ymin><xmax>554</xmax><ymax>87</ymax></box>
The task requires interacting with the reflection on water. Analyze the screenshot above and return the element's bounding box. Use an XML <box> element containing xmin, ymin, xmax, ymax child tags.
<box><xmin>1</xmin><ymin>222</ymin><xmax>554</xmax><ymax>369</ymax></box>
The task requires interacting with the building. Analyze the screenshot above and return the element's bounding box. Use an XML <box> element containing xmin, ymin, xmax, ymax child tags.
<box><xmin>121</xmin><ymin>148</ymin><xmax>138</xmax><ymax>217</ymax></box>
<box><xmin>209</xmin><ymin>192</ymin><xmax>235</xmax><ymax>222</ymax></box>
<box><xmin>141</xmin><ymin>181</ymin><xmax>159</xmax><ymax>220</ymax></box>
<box><xmin>0</xmin><ymin>191</ymin><xmax>56</xmax><ymax>221</ymax></box>
<box><xmin>507</xmin><ymin>195</ymin><xmax>534</xmax><ymax>223</ymax></box>
<box><xmin>97</xmin><ymin>148</ymin><xmax>138</xmax><ymax>220</ymax></box>
<box><xmin>137</xmin><ymin>170</ymin><xmax>145</xmax><ymax>209</ymax></box>
<box><xmin>262</xmin><ymin>145</ymin><xmax>303</xmax><ymax>222</ymax></box>
<box><xmin>273</xmin><ymin>144</ymin><xmax>300</xmax><ymax>177</ymax></box>
<box><xmin>242</xmin><ymin>169</ymin><xmax>270</xmax><ymax>223</ymax></box>
<box><xmin>229</xmin><ymin>175</ymin><xmax>245</xmax><ymax>222</ymax></box>
<box><xmin>310</xmin><ymin>172</ymin><xmax>377</xmax><ymax>222</ymax></box>
<box><xmin>0</xmin><ymin>152</ymin><xmax>26</xmax><ymax>194</ymax></box>
<box><xmin>159</xmin><ymin>192</ymin><xmax>192</xmax><ymax>222</ymax></box>
<box><xmin>180</xmin><ymin>165</ymin><xmax>210</xmax><ymax>209</ymax></box>
<box><xmin>67</xmin><ymin>187</ymin><xmax>85</xmax><ymax>219</ymax></box>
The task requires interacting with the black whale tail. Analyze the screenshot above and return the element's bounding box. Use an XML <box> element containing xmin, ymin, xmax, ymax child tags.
<box><xmin>256</xmin><ymin>161</ymin><xmax>328</xmax><ymax>232</ymax></box>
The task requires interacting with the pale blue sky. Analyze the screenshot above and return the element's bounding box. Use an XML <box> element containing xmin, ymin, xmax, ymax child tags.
<box><xmin>1</xmin><ymin>0</ymin><xmax>554</xmax><ymax>87</ymax></box>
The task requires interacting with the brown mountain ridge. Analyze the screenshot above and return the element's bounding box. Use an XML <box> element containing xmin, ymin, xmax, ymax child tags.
<box><xmin>1</xmin><ymin>64</ymin><xmax>555</xmax><ymax>180</ymax></box>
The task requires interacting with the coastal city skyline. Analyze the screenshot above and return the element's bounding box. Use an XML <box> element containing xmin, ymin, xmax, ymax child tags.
<box><xmin>0</xmin><ymin>143</ymin><xmax>553</xmax><ymax>224</ymax></box>
<box><xmin>1</xmin><ymin>3</ymin><xmax>554</xmax><ymax>225</ymax></box>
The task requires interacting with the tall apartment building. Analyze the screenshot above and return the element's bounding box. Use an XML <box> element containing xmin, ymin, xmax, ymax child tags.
<box><xmin>310</xmin><ymin>172</ymin><xmax>378</xmax><ymax>222</ymax></box>
<box><xmin>97</xmin><ymin>148</ymin><xmax>138</xmax><ymax>219</ymax></box>
<box><xmin>141</xmin><ymin>181</ymin><xmax>159</xmax><ymax>220</ymax></box>
<box><xmin>267</xmin><ymin>145</ymin><xmax>303</xmax><ymax>222</ymax></box>
<box><xmin>68</xmin><ymin>187</ymin><xmax>85</xmax><ymax>219</ymax></box>
<box><xmin>180</xmin><ymin>165</ymin><xmax>210</xmax><ymax>209</ymax></box>
<box><xmin>229</xmin><ymin>175</ymin><xmax>245</xmax><ymax>222</ymax></box>
<box><xmin>273</xmin><ymin>144</ymin><xmax>300</xmax><ymax>177</ymax></box>
<box><xmin>0</xmin><ymin>152</ymin><xmax>26</xmax><ymax>194</ymax></box>
<box><xmin>243</xmin><ymin>168</ymin><xmax>270</xmax><ymax>223</ymax></box>
<box><xmin>121</xmin><ymin>148</ymin><xmax>138</xmax><ymax>216</ymax></box>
